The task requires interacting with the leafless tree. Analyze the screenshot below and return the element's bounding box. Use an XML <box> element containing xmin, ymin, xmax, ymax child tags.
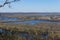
<box><xmin>0</xmin><ymin>0</ymin><xmax>20</xmax><ymax>8</ymax></box>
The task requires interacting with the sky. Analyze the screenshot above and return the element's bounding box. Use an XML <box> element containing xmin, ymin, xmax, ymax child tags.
<box><xmin>0</xmin><ymin>0</ymin><xmax>60</xmax><ymax>12</ymax></box>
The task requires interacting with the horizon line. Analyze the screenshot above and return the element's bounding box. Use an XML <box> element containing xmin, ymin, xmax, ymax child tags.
<box><xmin>0</xmin><ymin>12</ymin><xmax>60</xmax><ymax>13</ymax></box>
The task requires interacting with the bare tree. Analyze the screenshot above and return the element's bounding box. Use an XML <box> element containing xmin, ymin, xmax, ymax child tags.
<box><xmin>0</xmin><ymin>0</ymin><xmax>20</xmax><ymax>8</ymax></box>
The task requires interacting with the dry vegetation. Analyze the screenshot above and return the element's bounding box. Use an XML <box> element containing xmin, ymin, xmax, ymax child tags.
<box><xmin>0</xmin><ymin>22</ymin><xmax>60</xmax><ymax>40</ymax></box>
<box><xmin>0</xmin><ymin>13</ymin><xmax>60</xmax><ymax>40</ymax></box>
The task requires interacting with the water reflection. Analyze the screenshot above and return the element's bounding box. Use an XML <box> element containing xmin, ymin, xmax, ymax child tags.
<box><xmin>0</xmin><ymin>16</ymin><xmax>22</xmax><ymax>21</ymax></box>
<box><xmin>0</xmin><ymin>16</ymin><xmax>60</xmax><ymax>25</ymax></box>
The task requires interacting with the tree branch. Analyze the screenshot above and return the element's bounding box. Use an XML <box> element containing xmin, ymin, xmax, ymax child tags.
<box><xmin>0</xmin><ymin>0</ymin><xmax>20</xmax><ymax>8</ymax></box>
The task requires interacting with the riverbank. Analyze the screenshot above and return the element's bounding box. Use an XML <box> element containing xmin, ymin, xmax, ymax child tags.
<box><xmin>0</xmin><ymin>22</ymin><xmax>60</xmax><ymax>32</ymax></box>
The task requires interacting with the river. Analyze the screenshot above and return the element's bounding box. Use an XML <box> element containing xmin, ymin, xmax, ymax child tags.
<box><xmin>0</xmin><ymin>16</ymin><xmax>60</xmax><ymax>24</ymax></box>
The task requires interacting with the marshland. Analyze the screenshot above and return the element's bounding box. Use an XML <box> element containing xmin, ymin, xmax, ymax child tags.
<box><xmin>0</xmin><ymin>13</ymin><xmax>60</xmax><ymax>40</ymax></box>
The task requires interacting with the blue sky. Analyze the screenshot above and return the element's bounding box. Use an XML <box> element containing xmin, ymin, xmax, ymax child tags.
<box><xmin>0</xmin><ymin>0</ymin><xmax>60</xmax><ymax>12</ymax></box>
